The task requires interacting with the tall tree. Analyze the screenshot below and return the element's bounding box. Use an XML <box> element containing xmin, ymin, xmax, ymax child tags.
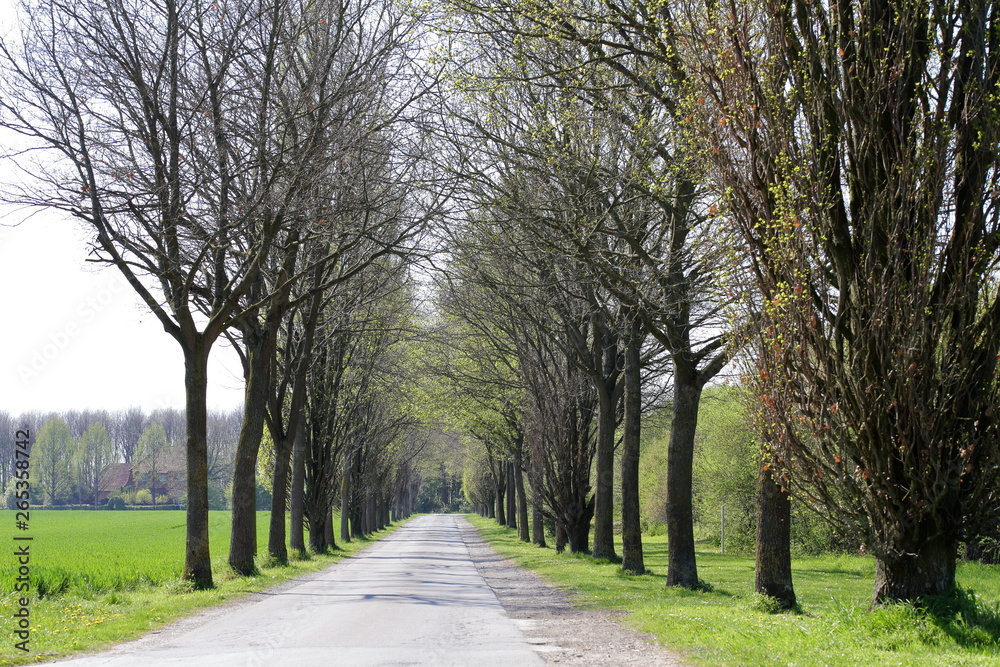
<box><xmin>75</xmin><ymin>422</ymin><xmax>114</xmax><ymax>508</ymax></box>
<box><xmin>136</xmin><ymin>422</ymin><xmax>169</xmax><ymax>506</ymax></box>
<box><xmin>439</xmin><ymin>224</ymin><xmax>602</xmax><ymax>553</ymax></box>
<box><xmin>32</xmin><ymin>417</ymin><xmax>73</xmax><ymax>506</ymax></box>
<box><xmin>108</xmin><ymin>407</ymin><xmax>146</xmax><ymax>464</ymax></box>
<box><xmin>690</xmin><ymin>0</ymin><xmax>1000</xmax><ymax>603</ymax></box>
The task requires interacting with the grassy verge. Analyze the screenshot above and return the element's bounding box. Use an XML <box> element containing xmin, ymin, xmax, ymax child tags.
<box><xmin>0</xmin><ymin>510</ymin><xmax>404</xmax><ymax>665</ymax></box>
<box><xmin>467</xmin><ymin>514</ymin><xmax>1000</xmax><ymax>666</ymax></box>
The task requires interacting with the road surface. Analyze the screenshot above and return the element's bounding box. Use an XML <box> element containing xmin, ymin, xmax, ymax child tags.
<box><xmin>55</xmin><ymin>514</ymin><xmax>548</xmax><ymax>666</ymax></box>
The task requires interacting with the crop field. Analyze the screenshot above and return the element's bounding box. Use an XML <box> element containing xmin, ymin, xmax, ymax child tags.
<box><xmin>0</xmin><ymin>510</ymin><xmax>391</xmax><ymax>664</ymax></box>
<box><xmin>0</xmin><ymin>510</ymin><xmax>264</xmax><ymax>597</ymax></box>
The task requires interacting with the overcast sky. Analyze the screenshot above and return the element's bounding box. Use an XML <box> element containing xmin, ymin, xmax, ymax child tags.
<box><xmin>0</xmin><ymin>3</ymin><xmax>245</xmax><ymax>417</ymax></box>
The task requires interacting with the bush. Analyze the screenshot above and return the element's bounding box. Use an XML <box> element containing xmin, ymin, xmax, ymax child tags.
<box><xmin>965</xmin><ymin>517</ymin><xmax>1000</xmax><ymax>564</ymax></box>
<box><xmin>106</xmin><ymin>497</ymin><xmax>126</xmax><ymax>510</ymax></box>
<box><xmin>3</xmin><ymin>479</ymin><xmax>24</xmax><ymax>510</ymax></box>
<box><xmin>155</xmin><ymin>494</ymin><xmax>170</xmax><ymax>505</ymax></box>
<box><xmin>446</xmin><ymin>498</ymin><xmax>473</xmax><ymax>513</ymax></box>
<box><xmin>645</xmin><ymin>522</ymin><xmax>668</xmax><ymax>537</ymax></box>
<box><xmin>790</xmin><ymin>500</ymin><xmax>852</xmax><ymax>555</ymax></box>
<box><xmin>134</xmin><ymin>489</ymin><xmax>153</xmax><ymax>505</ymax></box>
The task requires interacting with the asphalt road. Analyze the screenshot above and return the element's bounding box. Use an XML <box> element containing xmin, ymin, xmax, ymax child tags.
<box><xmin>54</xmin><ymin>514</ymin><xmax>548</xmax><ymax>666</ymax></box>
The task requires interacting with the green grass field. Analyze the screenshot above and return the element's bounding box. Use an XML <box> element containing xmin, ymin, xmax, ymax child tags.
<box><xmin>0</xmin><ymin>510</ymin><xmax>399</xmax><ymax>664</ymax></box>
<box><xmin>468</xmin><ymin>515</ymin><xmax>1000</xmax><ymax>667</ymax></box>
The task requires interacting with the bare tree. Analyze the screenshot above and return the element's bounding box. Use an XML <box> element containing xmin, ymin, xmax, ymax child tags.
<box><xmin>221</xmin><ymin>0</ymin><xmax>436</xmax><ymax>575</ymax></box>
<box><xmin>107</xmin><ymin>407</ymin><xmax>146</xmax><ymax>464</ymax></box>
<box><xmin>0</xmin><ymin>0</ymin><xmax>345</xmax><ymax>587</ymax></box>
<box><xmin>75</xmin><ymin>422</ymin><xmax>114</xmax><ymax>507</ymax></box>
<box><xmin>0</xmin><ymin>412</ymin><xmax>15</xmax><ymax>492</ymax></box>
<box><xmin>206</xmin><ymin>408</ymin><xmax>240</xmax><ymax>491</ymax></box>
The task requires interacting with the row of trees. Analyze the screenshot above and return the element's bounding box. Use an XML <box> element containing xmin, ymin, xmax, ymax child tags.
<box><xmin>1</xmin><ymin>0</ymin><xmax>437</xmax><ymax>586</ymax></box>
<box><xmin>424</xmin><ymin>0</ymin><xmax>1000</xmax><ymax>607</ymax></box>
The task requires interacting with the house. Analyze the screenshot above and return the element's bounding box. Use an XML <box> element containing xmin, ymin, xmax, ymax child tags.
<box><xmin>97</xmin><ymin>463</ymin><xmax>134</xmax><ymax>504</ymax></box>
<box><xmin>131</xmin><ymin>446</ymin><xmax>187</xmax><ymax>502</ymax></box>
<box><xmin>96</xmin><ymin>447</ymin><xmax>187</xmax><ymax>505</ymax></box>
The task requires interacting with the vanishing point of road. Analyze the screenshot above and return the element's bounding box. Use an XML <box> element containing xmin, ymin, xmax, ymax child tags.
<box><xmin>56</xmin><ymin>514</ymin><xmax>553</xmax><ymax>666</ymax></box>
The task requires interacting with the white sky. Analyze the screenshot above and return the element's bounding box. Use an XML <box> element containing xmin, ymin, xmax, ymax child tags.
<box><xmin>0</xmin><ymin>2</ymin><xmax>245</xmax><ymax>417</ymax></box>
<box><xmin>0</xmin><ymin>211</ymin><xmax>246</xmax><ymax>415</ymax></box>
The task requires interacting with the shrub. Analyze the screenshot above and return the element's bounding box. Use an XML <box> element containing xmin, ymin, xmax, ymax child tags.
<box><xmin>134</xmin><ymin>489</ymin><xmax>153</xmax><ymax>505</ymax></box>
<box><xmin>106</xmin><ymin>497</ymin><xmax>126</xmax><ymax>510</ymax></box>
<box><xmin>3</xmin><ymin>479</ymin><xmax>24</xmax><ymax>510</ymax></box>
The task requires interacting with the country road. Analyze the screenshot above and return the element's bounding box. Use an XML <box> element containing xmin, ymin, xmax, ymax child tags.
<box><xmin>53</xmin><ymin>514</ymin><xmax>681</xmax><ymax>666</ymax></box>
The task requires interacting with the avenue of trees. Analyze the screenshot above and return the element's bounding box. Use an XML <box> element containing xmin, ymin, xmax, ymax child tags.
<box><xmin>1</xmin><ymin>0</ymin><xmax>998</xmax><ymax>607</ymax></box>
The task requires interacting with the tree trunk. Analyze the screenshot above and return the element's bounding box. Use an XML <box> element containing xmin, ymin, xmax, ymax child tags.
<box><xmin>555</xmin><ymin>522</ymin><xmax>567</xmax><ymax>554</ymax></box>
<box><xmin>365</xmin><ymin>494</ymin><xmax>376</xmax><ymax>534</ymax></box>
<box><xmin>270</xmin><ymin>275</ymin><xmax>320</xmax><ymax>562</ymax></box>
<box><xmin>289</xmin><ymin>427</ymin><xmax>307</xmax><ymax>554</ymax></box>
<box><xmin>532</xmin><ymin>488</ymin><xmax>546</xmax><ymax>548</ymax></box>
<box><xmin>340</xmin><ymin>458</ymin><xmax>351</xmax><ymax>542</ymax></box>
<box><xmin>182</xmin><ymin>342</ymin><xmax>213</xmax><ymax>589</ymax></box>
<box><xmin>308</xmin><ymin>509</ymin><xmax>327</xmax><ymax>552</ymax></box>
<box><xmin>351</xmin><ymin>450</ymin><xmax>364</xmax><ymax>539</ymax></box>
<box><xmin>621</xmin><ymin>320</ymin><xmax>645</xmax><ymax>574</ymax></box>
<box><xmin>872</xmin><ymin>532</ymin><xmax>957</xmax><ymax>605</ymax></box>
<box><xmin>566</xmin><ymin>496</ymin><xmax>595</xmax><ymax>554</ymax></box>
<box><xmin>267</xmin><ymin>431</ymin><xmax>291</xmax><ymax>563</ymax></box>
<box><xmin>229</xmin><ymin>334</ymin><xmax>271</xmax><ymax>576</ymax></box>
<box><xmin>325</xmin><ymin>506</ymin><xmax>336</xmax><ymax>551</ymax></box>
<box><xmin>514</xmin><ymin>449</ymin><xmax>529</xmax><ymax>542</ymax></box>
<box><xmin>506</xmin><ymin>460</ymin><xmax>517</xmax><ymax>530</ymax></box>
<box><xmin>755</xmin><ymin>462</ymin><xmax>795</xmax><ymax>608</ymax></box>
<box><xmin>666</xmin><ymin>361</ymin><xmax>703</xmax><ymax>588</ymax></box>
<box><xmin>592</xmin><ymin>385</ymin><xmax>617</xmax><ymax>560</ymax></box>
<box><xmin>268</xmin><ymin>318</ymin><xmax>315</xmax><ymax>562</ymax></box>
<box><xmin>568</xmin><ymin>521</ymin><xmax>590</xmax><ymax>553</ymax></box>
<box><xmin>351</xmin><ymin>478</ymin><xmax>364</xmax><ymax>538</ymax></box>
<box><xmin>495</xmin><ymin>472</ymin><xmax>506</xmax><ymax>526</ymax></box>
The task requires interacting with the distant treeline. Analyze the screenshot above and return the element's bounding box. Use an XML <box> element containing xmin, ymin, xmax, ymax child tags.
<box><xmin>0</xmin><ymin>408</ymin><xmax>241</xmax><ymax>506</ymax></box>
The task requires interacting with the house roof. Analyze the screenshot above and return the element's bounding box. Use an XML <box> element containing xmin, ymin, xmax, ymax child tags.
<box><xmin>98</xmin><ymin>463</ymin><xmax>133</xmax><ymax>493</ymax></box>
